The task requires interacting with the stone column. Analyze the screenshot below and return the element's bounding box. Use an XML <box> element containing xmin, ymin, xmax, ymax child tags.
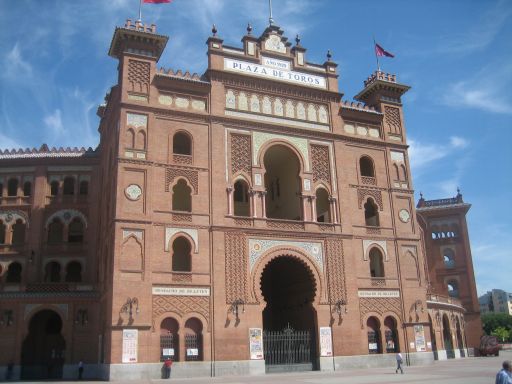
<box><xmin>250</xmin><ymin>190</ymin><xmax>257</xmax><ymax>218</ymax></box>
<box><xmin>329</xmin><ymin>196</ymin><xmax>338</xmax><ymax>224</ymax></box>
<box><xmin>310</xmin><ymin>196</ymin><xmax>317</xmax><ymax>222</ymax></box>
<box><xmin>226</xmin><ymin>186</ymin><xmax>233</xmax><ymax>216</ymax></box>
<box><xmin>260</xmin><ymin>191</ymin><xmax>267</xmax><ymax>218</ymax></box>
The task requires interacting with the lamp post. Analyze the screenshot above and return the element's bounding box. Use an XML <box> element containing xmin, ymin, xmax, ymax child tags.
<box><xmin>74</xmin><ymin>309</ymin><xmax>88</xmax><ymax>326</ymax></box>
<box><xmin>229</xmin><ymin>299</ymin><xmax>245</xmax><ymax>321</ymax></box>
<box><xmin>120</xmin><ymin>297</ymin><xmax>140</xmax><ymax>318</ymax></box>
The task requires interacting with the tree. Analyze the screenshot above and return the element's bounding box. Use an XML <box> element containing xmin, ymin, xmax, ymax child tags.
<box><xmin>481</xmin><ymin>313</ymin><xmax>512</xmax><ymax>337</ymax></box>
<box><xmin>491</xmin><ymin>326</ymin><xmax>510</xmax><ymax>342</ymax></box>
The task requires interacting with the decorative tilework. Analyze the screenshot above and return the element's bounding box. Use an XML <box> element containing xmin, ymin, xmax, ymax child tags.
<box><xmin>248</xmin><ymin>238</ymin><xmax>323</xmax><ymax>271</ymax></box>
<box><xmin>253</xmin><ymin>132</ymin><xmax>310</xmax><ymax>171</ymax></box>
<box><xmin>165</xmin><ymin>227</ymin><xmax>198</xmax><ymax>253</ymax></box>
<box><xmin>158</xmin><ymin>95</ymin><xmax>173</xmax><ymax>106</ymax></box>
<box><xmin>127</xmin><ymin>113</ymin><xmax>147</xmax><ymax>129</ymax></box>
<box><xmin>45</xmin><ymin>209</ymin><xmax>88</xmax><ymax>228</ymax></box>
<box><xmin>126</xmin><ymin>113</ymin><xmax>148</xmax><ymax>128</ymax></box>
<box><xmin>123</xmin><ymin>229</ymin><xmax>143</xmax><ymax>240</ymax></box>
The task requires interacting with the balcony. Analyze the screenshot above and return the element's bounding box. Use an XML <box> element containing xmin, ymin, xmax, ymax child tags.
<box><xmin>0</xmin><ymin>196</ymin><xmax>31</xmax><ymax>206</ymax></box>
<box><xmin>358</xmin><ymin>277</ymin><xmax>400</xmax><ymax>289</ymax></box>
<box><xmin>426</xmin><ymin>294</ymin><xmax>465</xmax><ymax>311</ymax></box>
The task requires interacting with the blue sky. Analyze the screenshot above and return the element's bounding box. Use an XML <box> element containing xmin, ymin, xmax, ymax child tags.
<box><xmin>1</xmin><ymin>0</ymin><xmax>511</xmax><ymax>296</ymax></box>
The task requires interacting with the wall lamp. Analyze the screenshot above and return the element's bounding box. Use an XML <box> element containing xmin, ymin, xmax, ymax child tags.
<box><xmin>75</xmin><ymin>309</ymin><xmax>88</xmax><ymax>326</ymax></box>
<box><xmin>333</xmin><ymin>299</ymin><xmax>348</xmax><ymax>316</ymax></box>
<box><xmin>229</xmin><ymin>299</ymin><xmax>245</xmax><ymax>321</ymax></box>
<box><xmin>0</xmin><ymin>310</ymin><xmax>14</xmax><ymax>326</ymax></box>
<box><xmin>120</xmin><ymin>297</ymin><xmax>140</xmax><ymax>318</ymax></box>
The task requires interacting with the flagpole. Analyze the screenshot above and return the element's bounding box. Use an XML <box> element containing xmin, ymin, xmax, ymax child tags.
<box><xmin>373</xmin><ymin>36</ymin><xmax>380</xmax><ymax>72</ymax></box>
<box><xmin>138</xmin><ymin>0</ymin><xmax>142</xmax><ymax>22</ymax></box>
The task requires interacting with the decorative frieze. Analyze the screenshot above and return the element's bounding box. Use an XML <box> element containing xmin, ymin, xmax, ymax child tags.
<box><xmin>344</xmin><ymin>123</ymin><xmax>380</xmax><ymax>139</ymax></box>
<box><xmin>253</xmin><ymin>132</ymin><xmax>310</xmax><ymax>170</ymax></box>
<box><xmin>225</xmin><ymin>89</ymin><xmax>329</xmax><ymax>128</ymax></box>
<box><xmin>248</xmin><ymin>238</ymin><xmax>323</xmax><ymax>271</ymax></box>
<box><xmin>158</xmin><ymin>93</ymin><xmax>207</xmax><ymax>112</ymax></box>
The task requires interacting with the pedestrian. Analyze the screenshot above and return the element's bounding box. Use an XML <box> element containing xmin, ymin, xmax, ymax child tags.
<box><xmin>395</xmin><ymin>352</ymin><xmax>404</xmax><ymax>374</ymax></box>
<box><xmin>78</xmin><ymin>361</ymin><xmax>84</xmax><ymax>380</ymax></box>
<box><xmin>5</xmin><ymin>362</ymin><xmax>13</xmax><ymax>380</ymax></box>
<box><xmin>496</xmin><ymin>360</ymin><xmax>512</xmax><ymax>384</ymax></box>
<box><xmin>163</xmin><ymin>357</ymin><xmax>173</xmax><ymax>379</ymax></box>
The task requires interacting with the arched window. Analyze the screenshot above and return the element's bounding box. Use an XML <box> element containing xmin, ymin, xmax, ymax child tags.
<box><xmin>127</xmin><ymin>128</ymin><xmax>135</xmax><ymax>148</ymax></box>
<box><xmin>172</xmin><ymin>236</ymin><xmax>191</xmax><ymax>272</ymax></box>
<box><xmin>447</xmin><ymin>280</ymin><xmax>459</xmax><ymax>298</ymax></box>
<box><xmin>173</xmin><ymin>132</ymin><xmax>192</xmax><ymax>155</ymax></box>
<box><xmin>384</xmin><ymin>316</ymin><xmax>399</xmax><ymax>353</ymax></box>
<box><xmin>79</xmin><ymin>180</ymin><xmax>89</xmax><ymax>195</ymax></box>
<box><xmin>442</xmin><ymin>314</ymin><xmax>454</xmax><ymax>357</ymax></box>
<box><xmin>7</xmin><ymin>178</ymin><xmax>18</xmax><ymax>196</ymax></box>
<box><xmin>23</xmin><ymin>181</ymin><xmax>32</xmax><ymax>196</ymax></box>
<box><xmin>184</xmin><ymin>317</ymin><xmax>203</xmax><ymax>361</ymax></box>
<box><xmin>50</xmin><ymin>180</ymin><xmax>59</xmax><ymax>196</ymax></box>
<box><xmin>264</xmin><ymin>145</ymin><xmax>302</xmax><ymax>220</ymax></box>
<box><xmin>48</xmin><ymin>218</ymin><xmax>64</xmax><ymax>244</ymax></box>
<box><xmin>369</xmin><ymin>248</ymin><xmax>385</xmax><ymax>278</ymax></box>
<box><xmin>63</xmin><ymin>177</ymin><xmax>75</xmax><ymax>195</ymax></box>
<box><xmin>360</xmin><ymin>156</ymin><xmax>375</xmax><ymax>177</ymax></box>
<box><xmin>315</xmin><ymin>187</ymin><xmax>330</xmax><ymax>223</ymax></box>
<box><xmin>364</xmin><ymin>198</ymin><xmax>380</xmax><ymax>226</ymax></box>
<box><xmin>393</xmin><ymin>164</ymin><xmax>400</xmax><ymax>180</ymax></box>
<box><xmin>233</xmin><ymin>180</ymin><xmax>250</xmax><ymax>217</ymax></box>
<box><xmin>65</xmin><ymin>261</ymin><xmax>82</xmax><ymax>282</ymax></box>
<box><xmin>0</xmin><ymin>220</ymin><xmax>6</xmax><ymax>244</ymax></box>
<box><xmin>45</xmin><ymin>261</ymin><xmax>61</xmax><ymax>282</ymax></box>
<box><xmin>136</xmin><ymin>130</ymin><xmax>146</xmax><ymax>150</ymax></box>
<box><xmin>160</xmin><ymin>318</ymin><xmax>180</xmax><ymax>362</ymax></box>
<box><xmin>6</xmin><ymin>262</ymin><xmax>22</xmax><ymax>283</ymax></box>
<box><xmin>400</xmin><ymin>165</ymin><xmax>408</xmax><ymax>181</ymax></box>
<box><xmin>68</xmin><ymin>218</ymin><xmax>84</xmax><ymax>243</ymax></box>
<box><xmin>367</xmin><ymin>316</ymin><xmax>382</xmax><ymax>354</ymax></box>
<box><xmin>443</xmin><ymin>249</ymin><xmax>455</xmax><ymax>269</ymax></box>
<box><xmin>172</xmin><ymin>179</ymin><xmax>192</xmax><ymax>212</ymax></box>
<box><xmin>12</xmin><ymin>219</ymin><xmax>26</xmax><ymax>245</ymax></box>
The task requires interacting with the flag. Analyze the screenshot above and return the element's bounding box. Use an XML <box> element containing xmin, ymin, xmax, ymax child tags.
<box><xmin>143</xmin><ymin>0</ymin><xmax>171</xmax><ymax>3</ymax></box>
<box><xmin>375</xmin><ymin>43</ymin><xmax>394</xmax><ymax>58</ymax></box>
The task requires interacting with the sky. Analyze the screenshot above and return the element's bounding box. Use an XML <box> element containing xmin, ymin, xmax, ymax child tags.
<box><xmin>0</xmin><ymin>0</ymin><xmax>511</xmax><ymax>296</ymax></box>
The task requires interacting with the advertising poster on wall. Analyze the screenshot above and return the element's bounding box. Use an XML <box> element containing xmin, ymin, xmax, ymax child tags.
<box><xmin>320</xmin><ymin>327</ymin><xmax>333</xmax><ymax>356</ymax></box>
<box><xmin>249</xmin><ymin>328</ymin><xmax>264</xmax><ymax>359</ymax></box>
<box><xmin>122</xmin><ymin>329</ymin><xmax>138</xmax><ymax>363</ymax></box>
<box><xmin>414</xmin><ymin>325</ymin><xmax>426</xmax><ymax>352</ymax></box>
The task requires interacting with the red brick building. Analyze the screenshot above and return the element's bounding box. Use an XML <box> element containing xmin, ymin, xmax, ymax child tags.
<box><xmin>0</xmin><ymin>20</ymin><xmax>481</xmax><ymax>380</ymax></box>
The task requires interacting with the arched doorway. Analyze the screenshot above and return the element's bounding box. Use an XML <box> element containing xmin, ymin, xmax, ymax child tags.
<box><xmin>455</xmin><ymin>318</ymin><xmax>465</xmax><ymax>357</ymax></box>
<box><xmin>442</xmin><ymin>314</ymin><xmax>454</xmax><ymax>359</ymax></box>
<box><xmin>428</xmin><ymin>314</ymin><xmax>438</xmax><ymax>360</ymax></box>
<box><xmin>260</xmin><ymin>256</ymin><xmax>317</xmax><ymax>372</ymax></box>
<box><xmin>21</xmin><ymin>309</ymin><xmax>66</xmax><ymax>379</ymax></box>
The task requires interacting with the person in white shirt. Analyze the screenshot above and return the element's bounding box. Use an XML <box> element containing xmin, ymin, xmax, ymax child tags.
<box><xmin>395</xmin><ymin>352</ymin><xmax>404</xmax><ymax>374</ymax></box>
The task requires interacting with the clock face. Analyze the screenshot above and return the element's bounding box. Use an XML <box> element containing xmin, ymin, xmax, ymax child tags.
<box><xmin>399</xmin><ymin>209</ymin><xmax>410</xmax><ymax>223</ymax></box>
<box><xmin>125</xmin><ymin>184</ymin><xmax>142</xmax><ymax>201</ymax></box>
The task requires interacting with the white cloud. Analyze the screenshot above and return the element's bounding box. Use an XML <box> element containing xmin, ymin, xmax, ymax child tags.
<box><xmin>3</xmin><ymin>43</ymin><xmax>32</xmax><ymax>79</ymax></box>
<box><xmin>449</xmin><ymin>136</ymin><xmax>469</xmax><ymax>149</ymax></box>
<box><xmin>408</xmin><ymin>139</ymin><xmax>448</xmax><ymax>170</ymax></box>
<box><xmin>443</xmin><ymin>80</ymin><xmax>512</xmax><ymax>115</ymax></box>
<box><xmin>44</xmin><ymin>109</ymin><xmax>64</xmax><ymax>135</ymax></box>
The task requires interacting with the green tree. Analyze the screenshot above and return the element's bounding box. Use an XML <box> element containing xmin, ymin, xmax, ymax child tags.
<box><xmin>481</xmin><ymin>313</ymin><xmax>512</xmax><ymax>336</ymax></box>
<box><xmin>491</xmin><ymin>326</ymin><xmax>510</xmax><ymax>342</ymax></box>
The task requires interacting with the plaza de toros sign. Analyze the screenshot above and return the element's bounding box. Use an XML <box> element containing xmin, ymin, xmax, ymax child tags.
<box><xmin>224</xmin><ymin>57</ymin><xmax>327</xmax><ymax>89</ymax></box>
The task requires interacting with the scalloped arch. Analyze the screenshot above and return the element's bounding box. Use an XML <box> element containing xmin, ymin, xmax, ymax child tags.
<box><xmin>45</xmin><ymin>209</ymin><xmax>88</xmax><ymax>229</ymax></box>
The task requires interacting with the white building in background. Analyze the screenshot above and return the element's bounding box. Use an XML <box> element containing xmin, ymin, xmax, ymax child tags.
<box><xmin>479</xmin><ymin>289</ymin><xmax>512</xmax><ymax>315</ymax></box>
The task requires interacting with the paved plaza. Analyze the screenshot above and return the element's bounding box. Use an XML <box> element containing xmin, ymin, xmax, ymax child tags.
<box><xmin>15</xmin><ymin>350</ymin><xmax>511</xmax><ymax>384</ymax></box>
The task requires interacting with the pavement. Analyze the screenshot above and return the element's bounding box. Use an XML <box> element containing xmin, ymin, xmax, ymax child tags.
<box><xmin>16</xmin><ymin>350</ymin><xmax>512</xmax><ymax>384</ymax></box>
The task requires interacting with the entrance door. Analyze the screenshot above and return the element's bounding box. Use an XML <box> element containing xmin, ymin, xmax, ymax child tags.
<box><xmin>261</xmin><ymin>256</ymin><xmax>317</xmax><ymax>372</ymax></box>
<box><xmin>21</xmin><ymin>310</ymin><xmax>66</xmax><ymax>379</ymax></box>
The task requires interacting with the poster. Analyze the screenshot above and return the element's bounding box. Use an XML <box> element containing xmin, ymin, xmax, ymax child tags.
<box><xmin>187</xmin><ymin>348</ymin><xmax>199</xmax><ymax>356</ymax></box>
<box><xmin>122</xmin><ymin>329</ymin><xmax>138</xmax><ymax>363</ymax></box>
<box><xmin>162</xmin><ymin>348</ymin><xmax>174</xmax><ymax>357</ymax></box>
<box><xmin>414</xmin><ymin>325</ymin><xmax>426</xmax><ymax>352</ymax></box>
<box><xmin>249</xmin><ymin>328</ymin><xmax>264</xmax><ymax>360</ymax></box>
<box><xmin>320</xmin><ymin>327</ymin><xmax>333</xmax><ymax>357</ymax></box>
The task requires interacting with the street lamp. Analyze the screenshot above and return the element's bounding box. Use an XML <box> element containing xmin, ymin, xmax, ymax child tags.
<box><xmin>120</xmin><ymin>297</ymin><xmax>140</xmax><ymax>318</ymax></box>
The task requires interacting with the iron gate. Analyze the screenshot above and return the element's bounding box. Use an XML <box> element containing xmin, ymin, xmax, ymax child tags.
<box><xmin>263</xmin><ymin>325</ymin><xmax>314</xmax><ymax>373</ymax></box>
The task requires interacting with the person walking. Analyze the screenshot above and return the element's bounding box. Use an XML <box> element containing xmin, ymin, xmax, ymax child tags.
<box><xmin>496</xmin><ymin>360</ymin><xmax>512</xmax><ymax>384</ymax></box>
<box><xmin>78</xmin><ymin>361</ymin><xmax>84</xmax><ymax>380</ymax></box>
<box><xmin>163</xmin><ymin>358</ymin><xmax>173</xmax><ymax>379</ymax></box>
<box><xmin>395</xmin><ymin>352</ymin><xmax>404</xmax><ymax>374</ymax></box>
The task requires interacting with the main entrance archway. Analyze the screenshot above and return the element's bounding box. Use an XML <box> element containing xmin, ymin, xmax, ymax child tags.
<box><xmin>260</xmin><ymin>256</ymin><xmax>318</xmax><ymax>372</ymax></box>
<box><xmin>21</xmin><ymin>309</ymin><xmax>66</xmax><ymax>380</ymax></box>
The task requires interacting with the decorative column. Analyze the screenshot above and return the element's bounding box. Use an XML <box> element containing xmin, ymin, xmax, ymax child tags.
<box><xmin>226</xmin><ymin>186</ymin><xmax>233</xmax><ymax>216</ymax></box>
<box><xmin>301</xmin><ymin>194</ymin><xmax>308</xmax><ymax>221</ymax></box>
<box><xmin>329</xmin><ymin>196</ymin><xmax>338</xmax><ymax>224</ymax></box>
<box><xmin>250</xmin><ymin>190</ymin><xmax>257</xmax><ymax>218</ymax></box>
<box><xmin>310</xmin><ymin>196</ymin><xmax>317</xmax><ymax>222</ymax></box>
<box><xmin>260</xmin><ymin>191</ymin><xmax>267</xmax><ymax>218</ymax></box>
